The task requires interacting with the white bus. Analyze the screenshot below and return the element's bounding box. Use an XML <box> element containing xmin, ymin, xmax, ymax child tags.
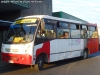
<box><xmin>1</xmin><ymin>15</ymin><xmax>99</xmax><ymax>70</ymax></box>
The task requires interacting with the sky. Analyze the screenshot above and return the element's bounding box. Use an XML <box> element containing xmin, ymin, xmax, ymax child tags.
<box><xmin>52</xmin><ymin>0</ymin><xmax>100</xmax><ymax>25</ymax></box>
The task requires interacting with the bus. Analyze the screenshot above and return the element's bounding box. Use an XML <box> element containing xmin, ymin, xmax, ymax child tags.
<box><xmin>1</xmin><ymin>15</ymin><xmax>99</xmax><ymax>70</ymax></box>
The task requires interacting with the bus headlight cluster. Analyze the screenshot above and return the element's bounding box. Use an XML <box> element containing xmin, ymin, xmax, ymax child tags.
<box><xmin>25</xmin><ymin>50</ymin><xmax>28</xmax><ymax>54</ymax></box>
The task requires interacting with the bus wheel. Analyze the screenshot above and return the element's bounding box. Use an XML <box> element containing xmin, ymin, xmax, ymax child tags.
<box><xmin>82</xmin><ymin>50</ymin><xmax>89</xmax><ymax>59</ymax></box>
<box><xmin>35</xmin><ymin>55</ymin><xmax>44</xmax><ymax>70</ymax></box>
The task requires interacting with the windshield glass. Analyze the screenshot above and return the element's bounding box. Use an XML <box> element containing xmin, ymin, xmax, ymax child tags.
<box><xmin>4</xmin><ymin>18</ymin><xmax>39</xmax><ymax>43</ymax></box>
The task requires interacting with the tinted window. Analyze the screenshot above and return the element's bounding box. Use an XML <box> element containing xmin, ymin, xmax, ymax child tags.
<box><xmin>59</xmin><ymin>22</ymin><xmax>69</xmax><ymax>29</ymax></box>
<box><xmin>70</xmin><ymin>24</ymin><xmax>76</xmax><ymax>29</ymax></box>
<box><xmin>82</xmin><ymin>25</ymin><xmax>87</xmax><ymax>30</ymax></box>
<box><xmin>89</xmin><ymin>26</ymin><xmax>95</xmax><ymax>31</ymax></box>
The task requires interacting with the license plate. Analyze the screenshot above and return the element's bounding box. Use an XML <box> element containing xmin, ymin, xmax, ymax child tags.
<box><xmin>8</xmin><ymin>60</ymin><xmax>13</xmax><ymax>63</ymax></box>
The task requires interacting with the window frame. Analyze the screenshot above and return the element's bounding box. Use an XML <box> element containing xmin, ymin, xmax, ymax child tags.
<box><xmin>70</xmin><ymin>23</ymin><xmax>81</xmax><ymax>38</ymax></box>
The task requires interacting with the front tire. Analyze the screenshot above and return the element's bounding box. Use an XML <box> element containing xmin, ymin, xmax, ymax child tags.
<box><xmin>35</xmin><ymin>56</ymin><xmax>44</xmax><ymax>70</ymax></box>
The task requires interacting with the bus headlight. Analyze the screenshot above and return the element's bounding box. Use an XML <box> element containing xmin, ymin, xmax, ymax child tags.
<box><xmin>25</xmin><ymin>50</ymin><xmax>28</xmax><ymax>54</ymax></box>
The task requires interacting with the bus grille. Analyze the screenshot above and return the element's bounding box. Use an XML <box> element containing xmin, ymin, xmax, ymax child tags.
<box><xmin>5</xmin><ymin>48</ymin><xmax>18</xmax><ymax>52</ymax></box>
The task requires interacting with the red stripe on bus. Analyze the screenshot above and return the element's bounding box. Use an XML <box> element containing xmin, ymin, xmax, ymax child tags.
<box><xmin>36</xmin><ymin>41</ymin><xmax>50</xmax><ymax>62</ymax></box>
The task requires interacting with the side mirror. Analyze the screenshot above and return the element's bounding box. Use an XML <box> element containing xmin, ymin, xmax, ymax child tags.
<box><xmin>41</xmin><ymin>20</ymin><xmax>45</xmax><ymax>30</ymax></box>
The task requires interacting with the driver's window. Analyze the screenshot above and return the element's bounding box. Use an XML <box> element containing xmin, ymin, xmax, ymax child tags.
<box><xmin>45</xmin><ymin>24</ymin><xmax>55</xmax><ymax>39</ymax></box>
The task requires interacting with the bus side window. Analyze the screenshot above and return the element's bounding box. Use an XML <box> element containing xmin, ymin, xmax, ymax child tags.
<box><xmin>57</xmin><ymin>22</ymin><xmax>70</xmax><ymax>38</ymax></box>
<box><xmin>41</xmin><ymin>30</ymin><xmax>46</xmax><ymax>38</ymax></box>
<box><xmin>70</xmin><ymin>24</ymin><xmax>80</xmax><ymax>38</ymax></box>
<box><xmin>90</xmin><ymin>27</ymin><xmax>98</xmax><ymax>38</ymax></box>
<box><xmin>36</xmin><ymin>29</ymin><xmax>41</xmax><ymax>38</ymax></box>
<box><xmin>81</xmin><ymin>25</ymin><xmax>88</xmax><ymax>38</ymax></box>
<box><xmin>35</xmin><ymin>27</ymin><xmax>42</xmax><ymax>45</ymax></box>
<box><xmin>45</xmin><ymin>24</ymin><xmax>55</xmax><ymax>39</ymax></box>
<box><xmin>82</xmin><ymin>28</ymin><xmax>88</xmax><ymax>38</ymax></box>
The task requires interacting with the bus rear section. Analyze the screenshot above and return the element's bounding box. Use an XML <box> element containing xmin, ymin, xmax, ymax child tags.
<box><xmin>87</xmin><ymin>23</ymin><xmax>99</xmax><ymax>52</ymax></box>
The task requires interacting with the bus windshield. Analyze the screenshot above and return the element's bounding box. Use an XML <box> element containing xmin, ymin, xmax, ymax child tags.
<box><xmin>4</xmin><ymin>18</ymin><xmax>39</xmax><ymax>43</ymax></box>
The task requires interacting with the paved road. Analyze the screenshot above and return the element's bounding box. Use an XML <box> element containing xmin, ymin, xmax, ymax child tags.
<box><xmin>0</xmin><ymin>51</ymin><xmax>100</xmax><ymax>75</ymax></box>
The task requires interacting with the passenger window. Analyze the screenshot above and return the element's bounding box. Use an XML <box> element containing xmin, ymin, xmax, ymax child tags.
<box><xmin>35</xmin><ymin>19</ymin><xmax>56</xmax><ymax>45</ymax></box>
<box><xmin>45</xmin><ymin>24</ymin><xmax>56</xmax><ymax>39</ymax></box>
<box><xmin>70</xmin><ymin>24</ymin><xmax>76</xmax><ymax>29</ymax></box>
<box><xmin>81</xmin><ymin>25</ymin><xmax>88</xmax><ymax>38</ymax></box>
<box><xmin>59</xmin><ymin>22</ymin><xmax>69</xmax><ymax>29</ymax></box>
<box><xmin>89</xmin><ymin>26</ymin><xmax>98</xmax><ymax>38</ymax></box>
<box><xmin>70</xmin><ymin>24</ymin><xmax>80</xmax><ymax>38</ymax></box>
<box><xmin>57</xmin><ymin>22</ymin><xmax>70</xmax><ymax>39</ymax></box>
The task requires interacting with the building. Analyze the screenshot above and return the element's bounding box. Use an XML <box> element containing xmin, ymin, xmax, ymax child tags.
<box><xmin>0</xmin><ymin>0</ymin><xmax>52</xmax><ymax>53</ymax></box>
<box><xmin>0</xmin><ymin>0</ymin><xmax>52</xmax><ymax>21</ymax></box>
<box><xmin>52</xmin><ymin>11</ymin><xmax>88</xmax><ymax>24</ymax></box>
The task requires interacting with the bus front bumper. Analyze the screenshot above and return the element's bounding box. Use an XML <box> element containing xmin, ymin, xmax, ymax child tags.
<box><xmin>1</xmin><ymin>52</ymin><xmax>32</xmax><ymax>65</ymax></box>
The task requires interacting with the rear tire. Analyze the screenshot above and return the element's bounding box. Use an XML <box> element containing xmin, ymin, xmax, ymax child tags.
<box><xmin>35</xmin><ymin>55</ymin><xmax>44</xmax><ymax>71</ymax></box>
<box><xmin>81</xmin><ymin>50</ymin><xmax>89</xmax><ymax>59</ymax></box>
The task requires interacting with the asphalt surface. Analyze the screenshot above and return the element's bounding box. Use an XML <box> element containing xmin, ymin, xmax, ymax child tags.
<box><xmin>0</xmin><ymin>51</ymin><xmax>100</xmax><ymax>75</ymax></box>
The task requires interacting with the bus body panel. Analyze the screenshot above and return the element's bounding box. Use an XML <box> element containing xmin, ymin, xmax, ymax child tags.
<box><xmin>33</xmin><ymin>38</ymin><xmax>99</xmax><ymax>63</ymax></box>
<box><xmin>3</xmin><ymin>38</ymin><xmax>98</xmax><ymax>65</ymax></box>
<box><xmin>34</xmin><ymin>39</ymin><xmax>85</xmax><ymax>62</ymax></box>
<box><xmin>49</xmin><ymin>39</ymin><xmax>84</xmax><ymax>62</ymax></box>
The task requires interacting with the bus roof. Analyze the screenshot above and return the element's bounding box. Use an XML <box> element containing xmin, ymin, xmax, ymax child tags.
<box><xmin>0</xmin><ymin>20</ymin><xmax>13</xmax><ymax>23</ymax></box>
<box><xmin>87</xmin><ymin>23</ymin><xmax>97</xmax><ymax>26</ymax></box>
<box><xmin>16</xmin><ymin>15</ymin><xmax>83</xmax><ymax>24</ymax></box>
<box><xmin>16</xmin><ymin>15</ymin><xmax>97</xmax><ymax>26</ymax></box>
